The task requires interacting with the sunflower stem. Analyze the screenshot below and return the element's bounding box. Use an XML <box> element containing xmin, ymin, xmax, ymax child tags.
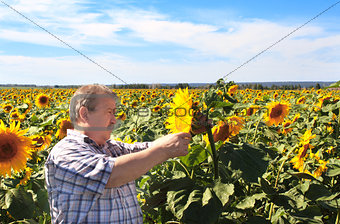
<box><xmin>252</xmin><ymin>114</ymin><xmax>264</xmax><ymax>144</ymax></box>
<box><xmin>269</xmin><ymin>147</ymin><xmax>295</xmax><ymax>221</ymax></box>
<box><xmin>335</xmin><ymin>110</ymin><xmax>340</xmax><ymax>140</ymax></box>
<box><xmin>176</xmin><ymin>160</ymin><xmax>192</xmax><ymax>179</ymax></box>
<box><xmin>207</xmin><ymin>126</ymin><xmax>219</xmax><ymax>180</ymax></box>
<box><xmin>336</xmin><ymin>199</ymin><xmax>340</xmax><ymax>224</ymax></box>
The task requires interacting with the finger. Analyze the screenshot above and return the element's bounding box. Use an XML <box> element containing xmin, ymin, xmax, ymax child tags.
<box><xmin>176</xmin><ymin>132</ymin><xmax>192</xmax><ymax>138</ymax></box>
<box><xmin>182</xmin><ymin>138</ymin><xmax>191</xmax><ymax>145</ymax></box>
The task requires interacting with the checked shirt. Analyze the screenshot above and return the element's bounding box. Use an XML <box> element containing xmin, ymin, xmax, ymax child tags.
<box><xmin>45</xmin><ymin>129</ymin><xmax>151</xmax><ymax>223</ymax></box>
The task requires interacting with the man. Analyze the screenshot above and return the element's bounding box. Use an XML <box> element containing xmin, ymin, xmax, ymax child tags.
<box><xmin>45</xmin><ymin>84</ymin><xmax>191</xmax><ymax>223</ymax></box>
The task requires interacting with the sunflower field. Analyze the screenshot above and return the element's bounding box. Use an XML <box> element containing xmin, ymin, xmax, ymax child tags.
<box><xmin>0</xmin><ymin>79</ymin><xmax>339</xmax><ymax>224</ymax></box>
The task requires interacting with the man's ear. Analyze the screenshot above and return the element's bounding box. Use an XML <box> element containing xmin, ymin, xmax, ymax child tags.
<box><xmin>79</xmin><ymin>106</ymin><xmax>89</xmax><ymax>122</ymax></box>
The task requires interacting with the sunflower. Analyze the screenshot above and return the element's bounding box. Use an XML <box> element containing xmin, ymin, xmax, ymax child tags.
<box><xmin>227</xmin><ymin>116</ymin><xmax>245</xmax><ymax>136</ymax></box>
<box><xmin>153</xmin><ymin>105</ymin><xmax>162</xmax><ymax>113</ymax></box>
<box><xmin>168</xmin><ymin>92</ymin><xmax>174</xmax><ymax>98</ymax></box>
<box><xmin>299</xmin><ymin>129</ymin><xmax>316</xmax><ymax>146</ymax></box>
<box><xmin>56</xmin><ymin>118</ymin><xmax>74</xmax><ymax>139</ymax></box>
<box><xmin>165</xmin><ymin>88</ymin><xmax>193</xmax><ymax>133</ymax></box>
<box><xmin>264</xmin><ymin>101</ymin><xmax>290</xmax><ymax>126</ymax></box>
<box><xmin>281</xmin><ymin>120</ymin><xmax>293</xmax><ymax>135</ymax></box>
<box><xmin>290</xmin><ymin>144</ymin><xmax>312</xmax><ymax>172</ymax></box>
<box><xmin>23</xmin><ymin>99</ymin><xmax>32</xmax><ymax>115</ymax></box>
<box><xmin>313</xmin><ymin>160</ymin><xmax>328</xmax><ymax>178</ymax></box>
<box><xmin>228</xmin><ymin>85</ymin><xmax>238</xmax><ymax>95</ymax></box>
<box><xmin>35</xmin><ymin>93</ymin><xmax>50</xmax><ymax>108</ymax></box>
<box><xmin>2</xmin><ymin>104</ymin><xmax>13</xmax><ymax>113</ymax></box>
<box><xmin>246</xmin><ymin>105</ymin><xmax>260</xmax><ymax>116</ymax></box>
<box><xmin>0</xmin><ymin>120</ymin><xmax>32</xmax><ymax>177</ymax></box>
<box><xmin>116</xmin><ymin>111</ymin><xmax>127</xmax><ymax>121</ymax></box>
<box><xmin>273</xmin><ymin>92</ymin><xmax>279</xmax><ymax>99</ymax></box>
<box><xmin>212</xmin><ymin>120</ymin><xmax>230</xmax><ymax>142</ymax></box>
<box><xmin>139</xmin><ymin>95</ymin><xmax>146</xmax><ymax>102</ymax></box>
<box><xmin>31</xmin><ymin>134</ymin><xmax>52</xmax><ymax>151</ymax></box>
<box><xmin>114</xmin><ymin>136</ymin><xmax>136</xmax><ymax>144</ymax></box>
<box><xmin>17</xmin><ymin>167</ymin><xmax>33</xmax><ymax>186</ymax></box>
<box><xmin>292</xmin><ymin>113</ymin><xmax>300</xmax><ymax>123</ymax></box>
<box><xmin>131</xmin><ymin>100</ymin><xmax>138</xmax><ymax>108</ymax></box>
<box><xmin>296</xmin><ymin>96</ymin><xmax>306</xmax><ymax>104</ymax></box>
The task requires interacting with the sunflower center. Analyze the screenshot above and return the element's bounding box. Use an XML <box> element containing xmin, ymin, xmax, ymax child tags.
<box><xmin>39</xmin><ymin>96</ymin><xmax>48</xmax><ymax>104</ymax></box>
<box><xmin>284</xmin><ymin>122</ymin><xmax>291</xmax><ymax>128</ymax></box>
<box><xmin>4</xmin><ymin>106</ymin><xmax>12</xmax><ymax>111</ymax></box>
<box><xmin>247</xmin><ymin>108</ymin><xmax>254</xmax><ymax>116</ymax></box>
<box><xmin>270</xmin><ymin>105</ymin><xmax>283</xmax><ymax>118</ymax></box>
<box><xmin>0</xmin><ymin>142</ymin><xmax>18</xmax><ymax>161</ymax></box>
<box><xmin>33</xmin><ymin>137</ymin><xmax>44</xmax><ymax>145</ymax></box>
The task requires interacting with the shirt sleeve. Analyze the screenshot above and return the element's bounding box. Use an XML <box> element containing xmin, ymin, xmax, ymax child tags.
<box><xmin>50</xmin><ymin>146</ymin><xmax>115</xmax><ymax>195</ymax></box>
<box><xmin>111</xmin><ymin>141</ymin><xmax>153</xmax><ymax>154</ymax></box>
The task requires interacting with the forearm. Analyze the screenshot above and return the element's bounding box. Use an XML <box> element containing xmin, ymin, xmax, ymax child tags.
<box><xmin>105</xmin><ymin>145</ymin><xmax>167</xmax><ymax>188</ymax></box>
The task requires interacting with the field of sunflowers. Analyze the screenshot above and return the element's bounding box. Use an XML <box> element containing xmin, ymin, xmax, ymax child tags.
<box><xmin>0</xmin><ymin>79</ymin><xmax>339</xmax><ymax>224</ymax></box>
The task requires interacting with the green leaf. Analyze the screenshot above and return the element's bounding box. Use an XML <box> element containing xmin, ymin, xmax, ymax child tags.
<box><xmin>326</xmin><ymin>160</ymin><xmax>340</xmax><ymax>177</ymax></box>
<box><xmin>5</xmin><ymin>188</ymin><xmax>36</xmax><ymax>219</ymax></box>
<box><xmin>9</xmin><ymin>219</ymin><xmax>39</xmax><ymax>224</ymax></box>
<box><xmin>167</xmin><ymin>188</ymin><xmax>202</xmax><ymax>221</ymax></box>
<box><xmin>0</xmin><ymin>189</ymin><xmax>6</xmax><ymax>208</ymax></box>
<box><xmin>316</xmin><ymin>192</ymin><xmax>340</xmax><ymax>201</ymax></box>
<box><xmin>291</xmin><ymin>205</ymin><xmax>323</xmax><ymax>223</ymax></box>
<box><xmin>305</xmin><ymin>184</ymin><xmax>332</xmax><ymax>201</ymax></box>
<box><xmin>245</xmin><ymin>216</ymin><xmax>271</xmax><ymax>224</ymax></box>
<box><xmin>180</xmin><ymin>144</ymin><xmax>208</xmax><ymax>168</ymax></box>
<box><xmin>287</xmin><ymin>172</ymin><xmax>316</xmax><ymax>181</ymax></box>
<box><xmin>260</xmin><ymin>178</ymin><xmax>276</xmax><ymax>195</ymax></box>
<box><xmin>236</xmin><ymin>193</ymin><xmax>266</xmax><ymax>210</ymax></box>
<box><xmin>36</xmin><ymin>189</ymin><xmax>50</xmax><ymax>214</ymax></box>
<box><xmin>219</xmin><ymin>143</ymin><xmax>271</xmax><ymax>183</ymax></box>
<box><xmin>212</xmin><ymin>181</ymin><xmax>234</xmax><ymax>206</ymax></box>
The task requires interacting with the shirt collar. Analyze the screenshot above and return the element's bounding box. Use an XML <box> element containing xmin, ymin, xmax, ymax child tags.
<box><xmin>66</xmin><ymin>129</ymin><xmax>110</xmax><ymax>149</ymax></box>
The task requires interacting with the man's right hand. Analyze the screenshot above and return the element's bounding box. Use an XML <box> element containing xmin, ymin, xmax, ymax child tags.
<box><xmin>151</xmin><ymin>132</ymin><xmax>191</xmax><ymax>159</ymax></box>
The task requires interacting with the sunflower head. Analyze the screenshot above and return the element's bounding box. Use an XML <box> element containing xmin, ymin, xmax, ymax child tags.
<box><xmin>227</xmin><ymin>116</ymin><xmax>245</xmax><ymax>136</ymax></box>
<box><xmin>264</xmin><ymin>101</ymin><xmax>290</xmax><ymax>126</ymax></box>
<box><xmin>2</xmin><ymin>104</ymin><xmax>13</xmax><ymax>113</ymax></box>
<box><xmin>212</xmin><ymin>120</ymin><xmax>230</xmax><ymax>142</ymax></box>
<box><xmin>31</xmin><ymin>134</ymin><xmax>52</xmax><ymax>151</ymax></box>
<box><xmin>0</xmin><ymin>120</ymin><xmax>31</xmax><ymax>177</ymax></box>
<box><xmin>153</xmin><ymin>105</ymin><xmax>162</xmax><ymax>113</ymax></box>
<box><xmin>117</xmin><ymin>111</ymin><xmax>127</xmax><ymax>121</ymax></box>
<box><xmin>35</xmin><ymin>93</ymin><xmax>50</xmax><ymax>108</ymax></box>
<box><xmin>56</xmin><ymin>118</ymin><xmax>74</xmax><ymax>139</ymax></box>
<box><xmin>228</xmin><ymin>85</ymin><xmax>238</xmax><ymax>95</ymax></box>
<box><xmin>299</xmin><ymin>129</ymin><xmax>316</xmax><ymax>145</ymax></box>
<box><xmin>246</xmin><ymin>105</ymin><xmax>260</xmax><ymax>116</ymax></box>
<box><xmin>165</xmin><ymin>88</ymin><xmax>193</xmax><ymax>133</ymax></box>
<box><xmin>281</xmin><ymin>120</ymin><xmax>293</xmax><ymax>135</ymax></box>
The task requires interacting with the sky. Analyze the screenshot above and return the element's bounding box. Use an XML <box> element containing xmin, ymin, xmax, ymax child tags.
<box><xmin>0</xmin><ymin>0</ymin><xmax>339</xmax><ymax>85</ymax></box>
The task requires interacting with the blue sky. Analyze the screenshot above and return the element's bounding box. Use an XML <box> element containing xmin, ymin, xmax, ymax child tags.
<box><xmin>0</xmin><ymin>0</ymin><xmax>339</xmax><ymax>85</ymax></box>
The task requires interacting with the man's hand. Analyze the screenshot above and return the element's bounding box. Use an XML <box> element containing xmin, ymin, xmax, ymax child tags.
<box><xmin>151</xmin><ymin>132</ymin><xmax>191</xmax><ymax>159</ymax></box>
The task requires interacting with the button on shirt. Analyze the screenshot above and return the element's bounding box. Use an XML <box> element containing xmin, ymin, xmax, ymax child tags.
<box><xmin>45</xmin><ymin>129</ymin><xmax>151</xmax><ymax>223</ymax></box>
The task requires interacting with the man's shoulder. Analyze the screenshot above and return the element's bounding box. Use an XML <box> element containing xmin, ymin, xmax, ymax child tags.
<box><xmin>48</xmin><ymin>136</ymin><xmax>88</xmax><ymax>160</ymax></box>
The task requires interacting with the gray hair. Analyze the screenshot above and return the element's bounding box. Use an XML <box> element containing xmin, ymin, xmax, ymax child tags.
<box><xmin>69</xmin><ymin>84</ymin><xmax>118</xmax><ymax>123</ymax></box>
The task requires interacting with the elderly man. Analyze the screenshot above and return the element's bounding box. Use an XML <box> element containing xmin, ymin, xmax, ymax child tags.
<box><xmin>45</xmin><ymin>84</ymin><xmax>191</xmax><ymax>223</ymax></box>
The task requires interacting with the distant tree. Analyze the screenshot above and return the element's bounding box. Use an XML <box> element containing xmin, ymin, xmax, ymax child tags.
<box><xmin>175</xmin><ymin>83</ymin><xmax>190</xmax><ymax>89</ymax></box>
<box><xmin>315</xmin><ymin>83</ymin><xmax>321</xmax><ymax>89</ymax></box>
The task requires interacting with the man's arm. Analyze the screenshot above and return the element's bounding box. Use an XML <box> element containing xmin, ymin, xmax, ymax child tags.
<box><xmin>105</xmin><ymin>132</ymin><xmax>191</xmax><ymax>188</ymax></box>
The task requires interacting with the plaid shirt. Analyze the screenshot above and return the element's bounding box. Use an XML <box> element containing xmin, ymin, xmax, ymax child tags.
<box><xmin>45</xmin><ymin>129</ymin><xmax>151</xmax><ymax>224</ymax></box>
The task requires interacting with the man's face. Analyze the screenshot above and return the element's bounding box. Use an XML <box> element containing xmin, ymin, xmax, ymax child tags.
<box><xmin>86</xmin><ymin>96</ymin><xmax>117</xmax><ymax>142</ymax></box>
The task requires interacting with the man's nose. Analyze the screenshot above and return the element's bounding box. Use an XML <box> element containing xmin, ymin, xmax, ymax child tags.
<box><xmin>111</xmin><ymin>114</ymin><xmax>116</xmax><ymax>124</ymax></box>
